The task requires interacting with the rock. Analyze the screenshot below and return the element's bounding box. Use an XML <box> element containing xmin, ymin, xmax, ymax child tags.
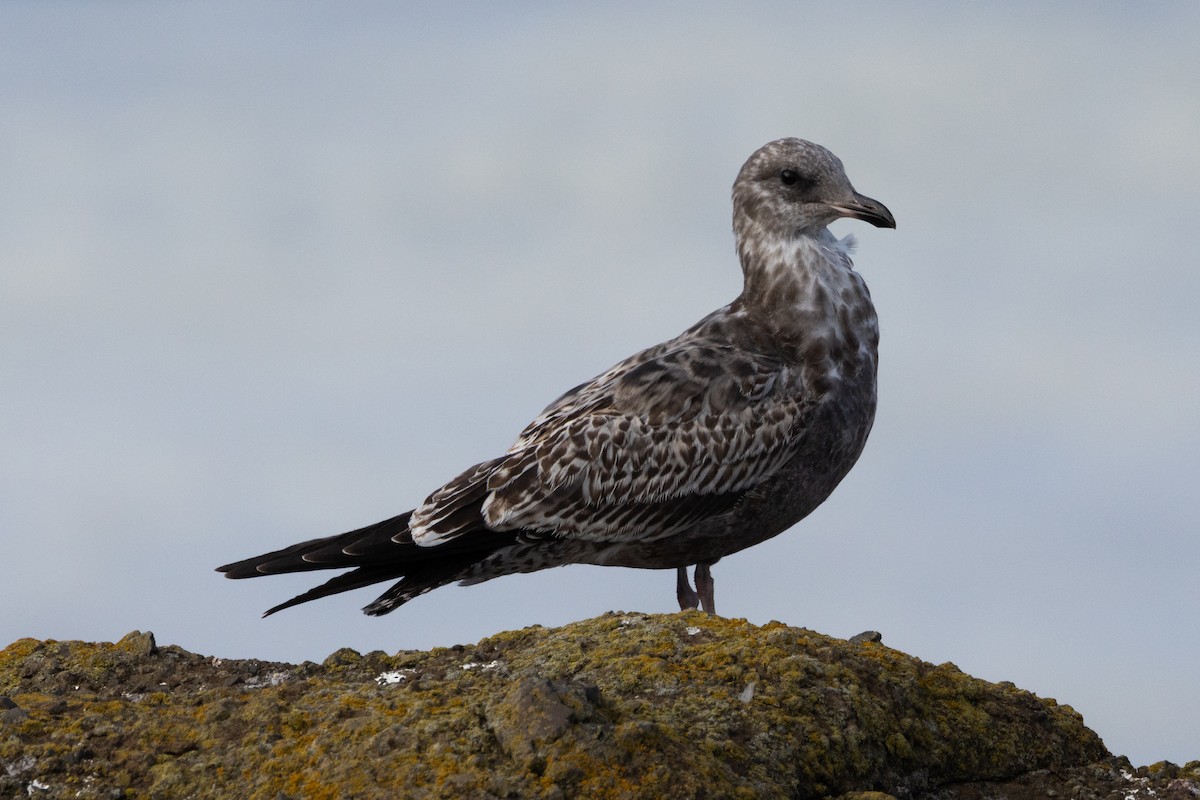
<box><xmin>116</xmin><ymin>630</ymin><xmax>157</xmax><ymax>657</ymax></box>
<box><xmin>485</xmin><ymin>676</ymin><xmax>602</xmax><ymax>767</ymax></box>
<box><xmin>1</xmin><ymin>705</ymin><xmax>29</xmax><ymax>724</ymax></box>
<box><xmin>0</xmin><ymin>613</ymin><xmax>1192</xmax><ymax>799</ymax></box>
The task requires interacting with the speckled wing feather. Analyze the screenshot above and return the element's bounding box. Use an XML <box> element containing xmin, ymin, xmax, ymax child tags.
<box><xmin>409</xmin><ymin>310</ymin><xmax>816</xmax><ymax>546</ymax></box>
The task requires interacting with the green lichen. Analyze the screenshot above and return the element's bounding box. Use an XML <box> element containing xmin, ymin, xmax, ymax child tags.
<box><xmin>0</xmin><ymin>613</ymin><xmax>1165</xmax><ymax>800</ymax></box>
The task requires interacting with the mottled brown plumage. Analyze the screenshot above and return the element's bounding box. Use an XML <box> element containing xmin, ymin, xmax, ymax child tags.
<box><xmin>218</xmin><ymin>138</ymin><xmax>895</xmax><ymax>617</ymax></box>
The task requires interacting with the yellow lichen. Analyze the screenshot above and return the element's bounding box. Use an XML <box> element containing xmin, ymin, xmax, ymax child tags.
<box><xmin>0</xmin><ymin>614</ymin><xmax>1125</xmax><ymax>800</ymax></box>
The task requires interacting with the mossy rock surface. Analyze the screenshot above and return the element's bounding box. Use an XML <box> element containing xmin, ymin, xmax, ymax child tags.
<box><xmin>0</xmin><ymin>613</ymin><xmax>1194</xmax><ymax>799</ymax></box>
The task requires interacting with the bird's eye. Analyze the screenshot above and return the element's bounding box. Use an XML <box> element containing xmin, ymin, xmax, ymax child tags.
<box><xmin>780</xmin><ymin>169</ymin><xmax>799</xmax><ymax>186</ymax></box>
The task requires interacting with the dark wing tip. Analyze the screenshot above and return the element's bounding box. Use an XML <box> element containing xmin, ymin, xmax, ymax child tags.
<box><xmin>256</xmin><ymin>566</ymin><xmax>410</xmax><ymax>617</ymax></box>
<box><xmin>216</xmin><ymin>559</ymin><xmax>264</xmax><ymax>579</ymax></box>
<box><xmin>261</xmin><ymin>596</ymin><xmax>304</xmax><ymax>617</ymax></box>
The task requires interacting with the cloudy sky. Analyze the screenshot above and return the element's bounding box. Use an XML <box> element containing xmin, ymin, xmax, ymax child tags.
<box><xmin>3</xmin><ymin>2</ymin><xmax>1197</xmax><ymax>766</ymax></box>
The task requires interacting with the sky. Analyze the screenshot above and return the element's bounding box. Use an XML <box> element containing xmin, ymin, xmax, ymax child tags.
<box><xmin>2</xmin><ymin>1</ymin><xmax>1198</xmax><ymax>767</ymax></box>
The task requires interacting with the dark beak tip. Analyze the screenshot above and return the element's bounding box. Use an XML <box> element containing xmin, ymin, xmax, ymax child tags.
<box><xmin>834</xmin><ymin>195</ymin><xmax>895</xmax><ymax>230</ymax></box>
<box><xmin>854</xmin><ymin>208</ymin><xmax>897</xmax><ymax>230</ymax></box>
<box><xmin>860</xmin><ymin>198</ymin><xmax>896</xmax><ymax>230</ymax></box>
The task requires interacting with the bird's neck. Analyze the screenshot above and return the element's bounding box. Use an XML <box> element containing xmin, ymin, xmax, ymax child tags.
<box><xmin>733</xmin><ymin>224</ymin><xmax>878</xmax><ymax>364</ymax></box>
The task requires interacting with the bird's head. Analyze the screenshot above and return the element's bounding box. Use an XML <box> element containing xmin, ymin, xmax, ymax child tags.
<box><xmin>732</xmin><ymin>138</ymin><xmax>895</xmax><ymax>241</ymax></box>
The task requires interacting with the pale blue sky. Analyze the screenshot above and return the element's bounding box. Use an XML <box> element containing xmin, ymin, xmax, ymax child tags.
<box><xmin>2</xmin><ymin>2</ymin><xmax>1197</xmax><ymax>765</ymax></box>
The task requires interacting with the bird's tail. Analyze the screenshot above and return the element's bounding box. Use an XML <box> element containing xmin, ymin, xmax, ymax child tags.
<box><xmin>217</xmin><ymin>512</ymin><xmax>517</xmax><ymax>616</ymax></box>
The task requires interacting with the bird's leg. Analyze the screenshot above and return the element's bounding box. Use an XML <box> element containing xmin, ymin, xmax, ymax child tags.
<box><xmin>695</xmin><ymin>564</ymin><xmax>716</xmax><ymax>615</ymax></box>
<box><xmin>676</xmin><ymin>566</ymin><xmax>700</xmax><ymax>611</ymax></box>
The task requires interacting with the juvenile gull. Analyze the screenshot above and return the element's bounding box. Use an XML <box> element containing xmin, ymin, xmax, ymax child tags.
<box><xmin>219</xmin><ymin>138</ymin><xmax>895</xmax><ymax>616</ymax></box>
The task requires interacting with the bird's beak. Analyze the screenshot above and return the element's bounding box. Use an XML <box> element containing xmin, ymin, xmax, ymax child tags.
<box><xmin>828</xmin><ymin>192</ymin><xmax>896</xmax><ymax>229</ymax></box>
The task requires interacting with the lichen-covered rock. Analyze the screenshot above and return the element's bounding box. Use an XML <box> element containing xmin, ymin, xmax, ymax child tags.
<box><xmin>0</xmin><ymin>613</ymin><xmax>1189</xmax><ymax>799</ymax></box>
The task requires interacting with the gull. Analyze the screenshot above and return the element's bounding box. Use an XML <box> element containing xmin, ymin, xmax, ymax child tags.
<box><xmin>219</xmin><ymin>138</ymin><xmax>895</xmax><ymax>617</ymax></box>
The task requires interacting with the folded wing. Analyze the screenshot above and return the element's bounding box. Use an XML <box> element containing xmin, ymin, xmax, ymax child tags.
<box><xmin>410</xmin><ymin>333</ymin><xmax>816</xmax><ymax>546</ymax></box>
